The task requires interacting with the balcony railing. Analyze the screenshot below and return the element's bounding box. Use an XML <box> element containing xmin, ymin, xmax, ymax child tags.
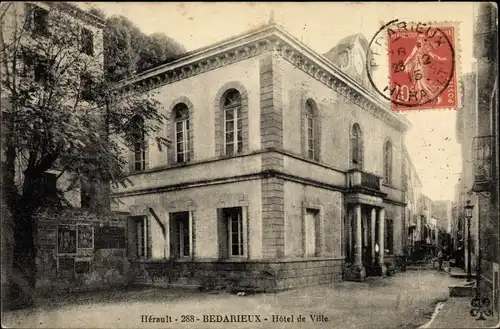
<box><xmin>348</xmin><ymin>169</ymin><xmax>381</xmax><ymax>191</ymax></box>
<box><xmin>472</xmin><ymin>135</ymin><xmax>494</xmax><ymax>192</ymax></box>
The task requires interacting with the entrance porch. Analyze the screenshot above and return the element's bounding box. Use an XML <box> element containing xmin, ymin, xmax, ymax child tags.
<box><xmin>344</xmin><ymin>192</ymin><xmax>387</xmax><ymax>281</ymax></box>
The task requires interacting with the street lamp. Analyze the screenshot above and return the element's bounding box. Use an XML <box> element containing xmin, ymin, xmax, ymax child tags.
<box><xmin>464</xmin><ymin>200</ymin><xmax>474</xmax><ymax>282</ymax></box>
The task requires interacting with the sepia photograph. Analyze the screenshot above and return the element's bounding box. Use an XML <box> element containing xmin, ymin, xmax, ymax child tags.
<box><xmin>0</xmin><ymin>2</ymin><xmax>498</xmax><ymax>328</ymax></box>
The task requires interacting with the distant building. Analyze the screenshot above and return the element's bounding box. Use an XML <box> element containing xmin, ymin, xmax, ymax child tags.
<box><xmin>402</xmin><ymin>146</ymin><xmax>424</xmax><ymax>250</ymax></box>
<box><xmin>432</xmin><ymin>200</ymin><xmax>453</xmax><ymax>233</ymax></box>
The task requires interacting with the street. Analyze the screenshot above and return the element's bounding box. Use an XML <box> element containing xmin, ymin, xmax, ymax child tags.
<box><xmin>3</xmin><ymin>270</ymin><xmax>461</xmax><ymax>329</ymax></box>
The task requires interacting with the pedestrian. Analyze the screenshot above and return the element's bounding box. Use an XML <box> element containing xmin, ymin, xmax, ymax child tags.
<box><xmin>437</xmin><ymin>248</ymin><xmax>444</xmax><ymax>271</ymax></box>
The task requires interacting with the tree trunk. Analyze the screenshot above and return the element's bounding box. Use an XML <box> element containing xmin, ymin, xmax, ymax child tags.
<box><xmin>8</xmin><ymin>203</ymin><xmax>37</xmax><ymax>310</ymax></box>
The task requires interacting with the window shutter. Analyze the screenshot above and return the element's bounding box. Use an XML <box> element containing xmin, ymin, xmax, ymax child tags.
<box><xmin>127</xmin><ymin>145</ymin><xmax>134</xmax><ymax>174</ymax></box>
<box><xmin>167</xmin><ymin>121</ymin><xmax>176</xmax><ymax>164</ymax></box>
<box><xmin>301</xmin><ymin>110</ymin><xmax>306</xmax><ymax>157</ymax></box>
<box><xmin>243</xmin><ymin>206</ymin><xmax>249</xmax><ymax>258</ymax></box>
<box><xmin>189</xmin><ymin>211</ymin><xmax>194</xmax><ymax>259</ymax></box>
<box><xmin>216</xmin><ymin>209</ymin><xmax>227</xmax><ymax>259</ymax></box>
<box><xmin>188</xmin><ymin>121</ymin><xmax>194</xmax><ymax>162</ymax></box>
<box><xmin>169</xmin><ymin>213</ymin><xmax>178</xmax><ymax>259</ymax></box>
<box><xmin>314</xmin><ymin>113</ymin><xmax>321</xmax><ymax>162</ymax></box>
<box><xmin>143</xmin><ymin>138</ymin><xmax>150</xmax><ymax>169</ymax></box>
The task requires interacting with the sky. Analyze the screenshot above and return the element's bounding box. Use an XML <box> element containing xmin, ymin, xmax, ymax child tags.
<box><xmin>79</xmin><ymin>2</ymin><xmax>477</xmax><ymax>201</ymax></box>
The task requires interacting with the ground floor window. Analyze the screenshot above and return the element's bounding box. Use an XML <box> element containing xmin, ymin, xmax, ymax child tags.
<box><xmin>385</xmin><ymin>218</ymin><xmax>394</xmax><ymax>255</ymax></box>
<box><xmin>217</xmin><ymin>206</ymin><xmax>247</xmax><ymax>258</ymax></box>
<box><xmin>170</xmin><ymin>211</ymin><xmax>191</xmax><ymax>259</ymax></box>
<box><xmin>304</xmin><ymin>208</ymin><xmax>320</xmax><ymax>257</ymax></box>
<box><xmin>134</xmin><ymin>216</ymin><xmax>148</xmax><ymax>259</ymax></box>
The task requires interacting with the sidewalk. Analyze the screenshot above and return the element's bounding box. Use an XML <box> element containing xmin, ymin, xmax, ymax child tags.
<box><xmin>421</xmin><ymin>297</ymin><xmax>500</xmax><ymax>328</ymax></box>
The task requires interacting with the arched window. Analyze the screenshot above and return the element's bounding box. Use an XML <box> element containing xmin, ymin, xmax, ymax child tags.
<box><xmin>384</xmin><ymin>141</ymin><xmax>393</xmax><ymax>184</ymax></box>
<box><xmin>223</xmin><ymin>89</ymin><xmax>243</xmax><ymax>156</ymax></box>
<box><xmin>351</xmin><ymin>123</ymin><xmax>363</xmax><ymax>169</ymax></box>
<box><xmin>173</xmin><ymin>103</ymin><xmax>190</xmax><ymax>163</ymax></box>
<box><xmin>131</xmin><ymin>115</ymin><xmax>147</xmax><ymax>171</ymax></box>
<box><xmin>302</xmin><ymin>99</ymin><xmax>321</xmax><ymax>161</ymax></box>
<box><xmin>306</xmin><ymin>100</ymin><xmax>315</xmax><ymax>159</ymax></box>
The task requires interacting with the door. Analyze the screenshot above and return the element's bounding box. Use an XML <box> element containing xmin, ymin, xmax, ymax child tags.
<box><xmin>362</xmin><ymin>213</ymin><xmax>373</xmax><ymax>266</ymax></box>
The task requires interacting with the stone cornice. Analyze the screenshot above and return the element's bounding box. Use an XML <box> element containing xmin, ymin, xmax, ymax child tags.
<box><xmin>112</xmin><ymin>24</ymin><xmax>410</xmax><ymax>133</ymax></box>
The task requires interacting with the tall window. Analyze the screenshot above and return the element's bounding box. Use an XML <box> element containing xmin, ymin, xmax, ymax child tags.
<box><xmin>26</xmin><ymin>4</ymin><xmax>49</xmax><ymax>36</ymax></box>
<box><xmin>306</xmin><ymin>101</ymin><xmax>315</xmax><ymax>160</ymax></box>
<box><xmin>302</xmin><ymin>99</ymin><xmax>320</xmax><ymax>161</ymax></box>
<box><xmin>173</xmin><ymin>103</ymin><xmax>190</xmax><ymax>163</ymax></box>
<box><xmin>223</xmin><ymin>90</ymin><xmax>243</xmax><ymax>156</ymax></box>
<box><xmin>351</xmin><ymin>123</ymin><xmax>363</xmax><ymax>169</ymax></box>
<box><xmin>134</xmin><ymin>216</ymin><xmax>148</xmax><ymax>258</ymax></box>
<box><xmin>131</xmin><ymin>115</ymin><xmax>147</xmax><ymax>171</ymax></box>
<box><xmin>384</xmin><ymin>141</ymin><xmax>393</xmax><ymax>184</ymax></box>
<box><xmin>218</xmin><ymin>207</ymin><xmax>246</xmax><ymax>258</ymax></box>
<box><xmin>385</xmin><ymin>218</ymin><xmax>394</xmax><ymax>255</ymax></box>
<box><xmin>80</xmin><ymin>74</ymin><xmax>93</xmax><ymax>101</ymax></box>
<box><xmin>304</xmin><ymin>208</ymin><xmax>320</xmax><ymax>257</ymax></box>
<box><xmin>170</xmin><ymin>212</ymin><xmax>191</xmax><ymax>258</ymax></box>
<box><xmin>80</xmin><ymin>27</ymin><xmax>94</xmax><ymax>56</ymax></box>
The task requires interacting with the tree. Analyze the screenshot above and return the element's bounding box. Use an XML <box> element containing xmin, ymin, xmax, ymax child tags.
<box><xmin>0</xmin><ymin>3</ymin><xmax>167</xmax><ymax>308</ymax></box>
<box><xmin>103</xmin><ymin>15</ymin><xmax>186</xmax><ymax>81</ymax></box>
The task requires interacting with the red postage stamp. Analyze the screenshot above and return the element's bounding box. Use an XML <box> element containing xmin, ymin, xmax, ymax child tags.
<box><xmin>387</xmin><ymin>25</ymin><xmax>457</xmax><ymax>111</ymax></box>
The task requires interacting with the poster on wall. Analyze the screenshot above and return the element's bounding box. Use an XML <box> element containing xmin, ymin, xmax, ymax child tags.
<box><xmin>77</xmin><ymin>225</ymin><xmax>94</xmax><ymax>249</ymax></box>
<box><xmin>57</xmin><ymin>226</ymin><xmax>77</xmax><ymax>254</ymax></box>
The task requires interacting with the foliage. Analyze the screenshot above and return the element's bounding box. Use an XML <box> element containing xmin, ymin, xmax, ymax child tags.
<box><xmin>0</xmin><ymin>3</ymin><xmax>166</xmax><ymax>212</ymax></box>
<box><xmin>102</xmin><ymin>13</ymin><xmax>186</xmax><ymax>82</ymax></box>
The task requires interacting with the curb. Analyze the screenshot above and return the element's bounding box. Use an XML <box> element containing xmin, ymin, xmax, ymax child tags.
<box><xmin>418</xmin><ymin>301</ymin><xmax>445</xmax><ymax>329</ymax></box>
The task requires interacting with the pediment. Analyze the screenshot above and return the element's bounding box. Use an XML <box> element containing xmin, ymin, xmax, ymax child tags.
<box><xmin>323</xmin><ymin>34</ymin><xmax>376</xmax><ymax>93</ymax></box>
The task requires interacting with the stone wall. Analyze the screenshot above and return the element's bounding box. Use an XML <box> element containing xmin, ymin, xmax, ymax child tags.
<box><xmin>130</xmin><ymin>258</ymin><xmax>344</xmax><ymax>292</ymax></box>
<box><xmin>35</xmin><ymin>209</ymin><xmax>131</xmax><ymax>295</ymax></box>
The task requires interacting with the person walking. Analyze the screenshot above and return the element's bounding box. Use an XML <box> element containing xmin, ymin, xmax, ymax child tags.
<box><xmin>437</xmin><ymin>248</ymin><xmax>444</xmax><ymax>271</ymax></box>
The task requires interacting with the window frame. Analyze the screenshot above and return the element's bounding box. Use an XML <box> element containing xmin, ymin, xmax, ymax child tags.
<box><xmin>173</xmin><ymin>104</ymin><xmax>191</xmax><ymax>163</ymax></box>
<box><xmin>80</xmin><ymin>73</ymin><xmax>93</xmax><ymax>101</ymax></box>
<box><xmin>134</xmin><ymin>216</ymin><xmax>149</xmax><ymax>259</ymax></box>
<box><xmin>383</xmin><ymin>141</ymin><xmax>393</xmax><ymax>185</ymax></box>
<box><xmin>306</xmin><ymin>110</ymin><xmax>315</xmax><ymax>160</ymax></box>
<box><xmin>131</xmin><ymin>116</ymin><xmax>147</xmax><ymax>172</ymax></box>
<box><xmin>218</xmin><ymin>206</ymin><xmax>248</xmax><ymax>259</ymax></box>
<box><xmin>223</xmin><ymin>90</ymin><xmax>243</xmax><ymax>157</ymax></box>
<box><xmin>26</xmin><ymin>4</ymin><xmax>50</xmax><ymax>36</ymax></box>
<box><xmin>80</xmin><ymin>27</ymin><xmax>94</xmax><ymax>56</ymax></box>
<box><xmin>303</xmin><ymin>207</ymin><xmax>321</xmax><ymax>257</ymax></box>
<box><xmin>351</xmin><ymin>123</ymin><xmax>363</xmax><ymax>169</ymax></box>
<box><xmin>169</xmin><ymin>211</ymin><xmax>193</xmax><ymax>259</ymax></box>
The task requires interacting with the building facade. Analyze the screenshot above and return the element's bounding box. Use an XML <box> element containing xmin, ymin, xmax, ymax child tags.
<box><xmin>433</xmin><ymin>200</ymin><xmax>453</xmax><ymax>234</ymax></box>
<box><xmin>402</xmin><ymin>146</ymin><xmax>424</xmax><ymax>253</ymax></box>
<box><xmin>455</xmin><ymin>72</ymin><xmax>479</xmax><ymax>274</ymax></box>
<box><xmin>111</xmin><ymin>23</ymin><xmax>410</xmax><ymax>291</ymax></box>
<box><xmin>472</xmin><ymin>2</ymin><xmax>499</xmax><ymax>316</ymax></box>
<box><xmin>1</xmin><ymin>2</ymin><xmax>132</xmax><ymax>303</ymax></box>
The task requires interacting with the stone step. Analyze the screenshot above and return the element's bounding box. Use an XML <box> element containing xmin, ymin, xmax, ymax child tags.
<box><xmin>449</xmin><ymin>271</ymin><xmax>477</xmax><ymax>279</ymax></box>
<box><xmin>449</xmin><ymin>282</ymin><xmax>476</xmax><ymax>297</ymax></box>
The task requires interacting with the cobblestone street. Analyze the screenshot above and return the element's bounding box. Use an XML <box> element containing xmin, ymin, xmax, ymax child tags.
<box><xmin>3</xmin><ymin>271</ymin><xmax>461</xmax><ymax>329</ymax></box>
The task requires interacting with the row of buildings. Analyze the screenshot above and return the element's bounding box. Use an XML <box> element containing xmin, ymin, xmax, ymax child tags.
<box><xmin>0</xmin><ymin>1</ymin><xmax>455</xmax><ymax>298</ymax></box>
<box><xmin>454</xmin><ymin>2</ymin><xmax>499</xmax><ymax>316</ymax></box>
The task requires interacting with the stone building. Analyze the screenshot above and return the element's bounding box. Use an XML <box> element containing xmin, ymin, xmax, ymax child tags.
<box><xmin>1</xmin><ymin>2</ymin><xmax>130</xmax><ymax>302</ymax></box>
<box><xmin>455</xmin><ymin>72</ymin><xmax>479</xmax><ymax>274</ymax></box>
<box><xmin>402</xmin><ymin>146</ymin><xmax>423</xmax><ymax>252</ymax></box>
<box><xmin>111</xmin><ymin>21</ymin><xmax>410</xmax><ymax>291</ymax></box>
<box><xmin>472</xmin><ymin>2</ymin><xmax>499</xmax><ymax>316</ymax></box>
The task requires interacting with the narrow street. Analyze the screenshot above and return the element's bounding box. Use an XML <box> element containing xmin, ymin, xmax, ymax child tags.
<box><xmin>3</xmin><ymin>271</ymin><xmax>461</xmax><ymax>329</ymax></box>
